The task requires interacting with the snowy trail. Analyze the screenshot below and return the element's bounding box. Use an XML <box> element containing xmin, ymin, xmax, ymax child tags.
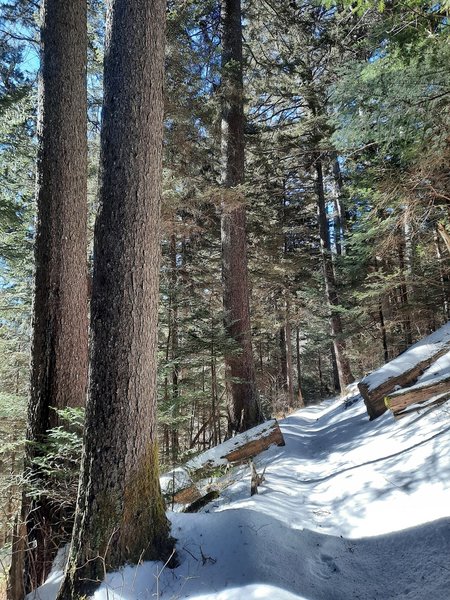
<box><xmin>32</xmin><ymin>392</ymin><xmax>450</xmax><ymax>600</ymax></box>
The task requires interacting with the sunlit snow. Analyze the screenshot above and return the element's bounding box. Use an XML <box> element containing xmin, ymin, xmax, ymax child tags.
<box><xmin>29</xmin><ymin>387</ymin><xmax>450</xmax><ymax>600</ymax></box>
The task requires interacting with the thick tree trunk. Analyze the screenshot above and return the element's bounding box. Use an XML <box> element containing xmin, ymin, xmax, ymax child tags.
<box><xmin>315</xmin><ymin>158</ymin><xmax>354</xmax><ymax>391</ymax></box>
<box><xmin>8</xmin><ymin>2</ymin><xmax>88</xmax><ymax>597</ymax></box>
<box><xmin>221</xmin><ymin>0</ymin><xmax>262</xmax><ymax>434</ymax></box>
<box><xmin>57</xmin><ymin>1</ymin><xmax>171</xmax><ymax>597</ymax></box>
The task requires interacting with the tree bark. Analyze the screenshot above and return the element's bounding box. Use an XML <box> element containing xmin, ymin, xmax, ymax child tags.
<box><xmin>221</xmin><ymin>0</ymin><xmax>262</xmax><ymax>434</ymax></box>
<box><xmin>57</xmin><ymin>1</ymin><xmax>171</xmax><ymax>597</ymax></box>
<box><xmin>315</xmin><ymin>157</ymin><xmax>354</xmax><ymax>392</ymax></box>
<box><xmin>8</xmin><ymin>1</ymin><xmax>88</xmax><ymax>597</ymax></box>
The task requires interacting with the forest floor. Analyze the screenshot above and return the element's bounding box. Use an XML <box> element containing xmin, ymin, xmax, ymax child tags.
<box><xmin>33</xmin><ymin>385</ymin><xmax>450</xmax><ymax>600</ymax></box>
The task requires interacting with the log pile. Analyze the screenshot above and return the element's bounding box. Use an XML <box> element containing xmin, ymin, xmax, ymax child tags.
<box><xmin>358</xmin><ymin>322</ymin><xmax>450</xmax><ymax>420</ymax></box>
<box><xmin>160</xmin><ymin>419</ymin><xmax>285</xmax><ymax>511</ymax></box>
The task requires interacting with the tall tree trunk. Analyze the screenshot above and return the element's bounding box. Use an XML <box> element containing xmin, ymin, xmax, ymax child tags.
<box><xmin>221</xmin><ymin>0</ymin><xmax>262</xmax><ymax>434</ymax></box>
<box><xmin>315</xmin><ymin>157</ymin><xmax>354</xmax><ymax>392</ymax></box>
<box><xmin>57</xmin><ymin>1</ymin><xmax>171</xmax><ymax>597</ymax></box>
<box><xmin>8</xmin><ymin>2</ymin><xmax>88</xmax><ymax>597</ymax></box>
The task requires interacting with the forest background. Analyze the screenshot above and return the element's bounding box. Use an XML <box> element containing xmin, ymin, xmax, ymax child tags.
<box><xmin>0</xmin><ymin>0</ymin><xmax>449</xmax><ymax>588</ymax></box>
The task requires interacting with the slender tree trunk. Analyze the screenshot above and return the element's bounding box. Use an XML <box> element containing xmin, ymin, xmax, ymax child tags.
<box><xmin>315</xmin><ymin>157</ymin><xmax>354</xmax><ymax>392</ymax></box>
<box><xmin>398</xmin><ymin>236</ymin><xmax>413</xmax><ymax>348</ymax></box>
<box><xmin>8</xmin><ymin>2</ymin><xmax>88</xmax><ymax>597</ymax></box>
<box><xmin>330</xmin><ymin>343</ymin><xmax>341</xmax><ymax>392</ymax></box>
<box><xmin>332</xmin><ymin>157</ymin><xmax>345</xmax><ymax>256</ymax></box>
<box><xmin>374</xmin><ymin>257</ymin><xmax>389</xmax><ymax>363</ymax></box>
<box><xmin>318</xmin><ymin>352</ymin><xmax>325</xmax><ymax>396</ymax></box>
<box><xmin>221</xmin><ymin>0</ymin><xmax>262</xmax><ymax>434</ymax></box>
<box><xmin>295</xmin><ymin>327</ymin><xmax>304</xmax><ymax>406</ymax></box>
<box><xmin>434</xmin><ymin>227</ymin><xmax>450</xmax><ymax>319</ymax></box>
<box><xmin>170</xmin><ymin>234</ymin><xmax>180</xmax><ymax>461</ymax></box>
<box><xmin>282</xmin><ymin>297</ymin><xmax>295</xmax><ymax>407</ymax></box>
<box><xmin>57</xmin><ymin>2</ymin><xmax>171</xmax><ymax>597</ymax></box>
<box><xmin>279</xmin><ymin>321</ymin><xmax>288</xmax><ymax>393</ymax></box>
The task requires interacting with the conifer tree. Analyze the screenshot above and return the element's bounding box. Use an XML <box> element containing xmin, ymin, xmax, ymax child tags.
<box><xmin>221</xmin><ymin>0</ymin><xmax>262</xmax><ymax>434</ymax></box>
<box><xmin>7</xmin><ymin>0</ymin><xmax>88</xmax><ymax>596</ymax></box>
<box><xmin>57</xmin><ymin>1</ymin><xmax>171</xmax><ymax>596</ymax></box>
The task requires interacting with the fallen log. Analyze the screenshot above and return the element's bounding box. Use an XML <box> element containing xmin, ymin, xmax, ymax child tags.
<box><xmin>384</xmin><ymin>373</ymin><xmax>450</xmax><ymax>416</ymax></box>
<box><xmin>160</xmin><ymin>419</ymin><xmax>285</xmax><ymax>511</ymax></box>
<box><xmin>358</xmin><ymin>322</ymin><xmax>450</xmax><ymax>420</ymax></box>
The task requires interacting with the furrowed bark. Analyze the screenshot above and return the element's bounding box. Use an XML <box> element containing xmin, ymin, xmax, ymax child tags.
<box><xmin>8</xmin><ymin>1</ymin><xmax>88</xmax><ymax>596</ymax></box>
<box><xmin>57</xmin><ymin>1</ymin><xmax>171</xmax><ymax>597</ymax></box>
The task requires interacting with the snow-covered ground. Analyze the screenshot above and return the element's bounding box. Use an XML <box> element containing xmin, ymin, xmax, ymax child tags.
<box><xmin>33</xmin><ymin>386</ymin><xmax>450</xmax><ymax>600</ymax></box>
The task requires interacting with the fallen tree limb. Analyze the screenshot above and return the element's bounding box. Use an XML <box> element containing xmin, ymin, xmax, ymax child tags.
<box><xmin>160</xmin><ymin>419</ymin><xmax>285</xmax><ymax>511</ymax></box>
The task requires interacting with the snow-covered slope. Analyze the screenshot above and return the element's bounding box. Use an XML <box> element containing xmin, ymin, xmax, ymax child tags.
<box><xmin>31</xmin><ymin>387</ymin><xmax>450</xmax><ymax>600</ymax></box>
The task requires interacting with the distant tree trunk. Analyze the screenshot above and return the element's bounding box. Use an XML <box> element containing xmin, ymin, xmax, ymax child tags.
<box><xmin>279</xmin><ymin>321</ymin><xmax>288</xmax><ymax>393</ymax></box>
<box><xmin>285</xmin><ymin>298</ymin><xmax>295</xmax><ymax>407</ymax></box>
<box><xmin>434</xmin><ymin>226</ymin><xmax>450</xmax><ymax>319</ymax></box>
<box><xmin>56</xmin><ymin>1</ymin><xmax>171</xmax><ymax>597</ymax></box>
<box><xmin>398</xmin><ymin>235</ymin><xmax>413</xmax><ymax>348</ymax></box>
<box><xmin>8</xmin><ymin>1</ymin><xmax>88</xmax><ymax>597</ymax></box>
<box><xmin>221</xmin><ymin>0</ymin><xmax>262</xmax><ymax>434</ymax></box>
<box><xmin>330</xmin><ymin>343</ymin><xmax>341</xmax><ymax>392</ymax></box>
<box><xmin>374</xmin><ymin>257</ymin><xmax>389</xmax><ymax>363</ymax></box>
<box><xmin>295</xmin><ymin>327</ymin><xmax>304</xmax><ymax>406</ymax></box>
<box><xmin>170</xmin><ymin>233</ymin><xmax>180</xmax><ymax>461</ymax></box>
<box><xmin>332</xmin><ymin>157</ymin><xmax>345</xmax><ymax>256</ymax></box>
<box><xmin>315</xmin><ymin>157</ymin><xmax>354</xmax><ymax>392</ymax></box>
<box><xmin>318</xmin><ymin>352</ymin><xmax>325</xmax><ymax>396</ymax></box>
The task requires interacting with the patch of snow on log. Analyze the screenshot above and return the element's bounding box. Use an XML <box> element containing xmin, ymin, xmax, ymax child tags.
<box><xmin>362</xmin><ymin>322</ymin><xmax>450</xmax><ymax>393</ymax></box>
<box><xmin>416</xmin><ymin>351</ymin><xmax>450</xmax><ymax>385</ymax></box>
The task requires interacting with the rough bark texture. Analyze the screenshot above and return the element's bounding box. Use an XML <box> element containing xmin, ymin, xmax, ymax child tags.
<box><xmin>57</xmin><ymin>1</ymin><xmax>171</xmax><ymax>597</ymax></box>
<box><xmin>221</xmin><ymin>0</ymin><xmax>262</xmax><ymax>434</ymax></box>
<box><xmin>315</xmin><ymin>158</ymin><xmax>354</xmax><ymax>392</ymax></box>
<box><xmin>7</xmin><ymin>2</ymin><xmax>88</xmax><ymax>597</ymax></box>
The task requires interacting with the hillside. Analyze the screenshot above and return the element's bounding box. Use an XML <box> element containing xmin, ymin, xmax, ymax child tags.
<box><xmin>32</xmin><ymin>384</ymin><xmax>450</xmax><ymax>600</ymax></box>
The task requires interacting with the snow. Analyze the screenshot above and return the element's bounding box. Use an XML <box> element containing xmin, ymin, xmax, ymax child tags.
<box><xmin>360</xmin><ymin>321</ymin><xmax>450</xmax><ymax>392</ymax></box>
<box><xmin>416</xmin><ymin>351</ymin><xmax>450</xmax><ymax>385</ymax></box>
<box><xmin>185</xmin><ymin>419</ymin><xmax>279</xmax><ymax>471</ymax></box>
<box><xmin>28</xmin><ymin>391</ymin><xmax>450</xmax><ymax>600</ymax></box>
